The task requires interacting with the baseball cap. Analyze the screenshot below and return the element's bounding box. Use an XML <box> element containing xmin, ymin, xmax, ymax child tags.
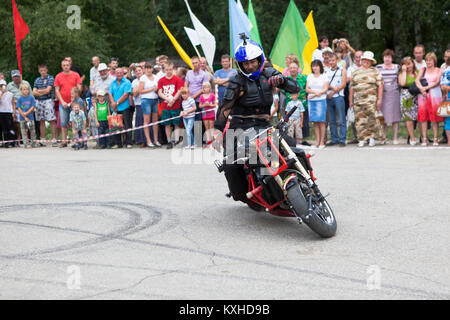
<box><xmin>98</xmin><ymin>63</ymin><xmax>108</xmax><ymax>72</ymax></box>
<box><xmin>11</xmin><ymin>70</ymin><xmax>21</xmax><ymax>77</ymax></box>
<box><xmin>322</xmin><ymin>47</ymin><xmax>333</xmax><ymax>55</ymax></box>
<box><xmin>0</xmin><ymin>79</ymin><xmax>7</xmax><ymax>86</ymax></box>
<box><xmin>96</xmin><ymin>90</ymin><xmax>106</xmax><ymax>96</ymax></box>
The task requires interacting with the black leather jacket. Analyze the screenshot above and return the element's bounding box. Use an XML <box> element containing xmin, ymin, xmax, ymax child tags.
<box><xmin>215</xmin><ymin>67</ymin><xmax>300</xmax><ymax>130</ymax></box>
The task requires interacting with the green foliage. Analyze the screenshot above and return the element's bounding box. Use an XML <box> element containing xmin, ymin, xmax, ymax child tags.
<box><xmin>1</xmin><ymin>0</ymin><xmax>448</xmax><ymax>84</ymax></box>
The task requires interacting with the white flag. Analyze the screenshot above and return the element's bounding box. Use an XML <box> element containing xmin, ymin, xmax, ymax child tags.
<box><xmin>236</xmin><ymin>0</ymin><xmax>252</xmax><ymax>30</ymax></box>
<box><xmin>184</xmin><ymin>0</ymin><xmax>216</xmax><ymax>69</ymax></box>
<box><xmin>184</xmin><ymin>27</ymin><xmax>201</xmax><ymax>47</ymax></box>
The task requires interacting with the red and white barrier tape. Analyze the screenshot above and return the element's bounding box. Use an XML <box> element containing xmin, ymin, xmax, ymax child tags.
<box><xmin>0</xmin><ymin>110</ymin><xmax>212</xmax><ymax>145</ymax></box>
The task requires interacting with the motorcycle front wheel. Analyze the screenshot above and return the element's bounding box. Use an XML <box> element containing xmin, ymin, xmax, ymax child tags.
<box><xmin>286</xmin><ymin>181</ymin><xmax>337</xmax><ymax>238</ymax></box>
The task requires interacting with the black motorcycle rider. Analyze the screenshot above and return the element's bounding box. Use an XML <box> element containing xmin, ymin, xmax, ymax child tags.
<box><xmin>214</xmin><ymin>36</ymin><xmax>300</xmax><ymax>203</ymax></box>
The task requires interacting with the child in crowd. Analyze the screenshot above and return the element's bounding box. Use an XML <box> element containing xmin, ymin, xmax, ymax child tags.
<box><xmin>180</xmin><ymin>87</ymin><xmax>196</xmax><ymax>149</ymax></box>
<box><xmin>69</xmin><ymin>102</ymin><xmax>88</xmax><ymax>150</ymax></box>
<box><xmin>17</xmin><ymin>84</ymin><xmax>37</xmax><ymax>148</ymax></box>
<box><xmin>285</xmin><ymin>93</ymin><xmax>305</xmax><ymax>146</ymax></box>
<box><xmin>70</xmin><ymin>87</ymin><xmax>85</xmax><ymax>116</ymax></box>
<box><xmin>199</xmin><ymin>82</ymin><xmax>216</xmax><ymax>145</ymax></box>
<box><xmin>269</xmin><ymin>89</ymin><xmax>279</xmax><ymax>126</ymax></box>
<box><xmin>86</xmin><ymin>91</ymin><xmax>99</xmax><ymax>146</ymax></box>
<box><xmin>0</xmin><ymin>80</ymin><xmax>16</xmax><ymax>148</ymax></box>
<box><xmin>94</xmin><ymin>90</ymin><xmax>112</xmax><ymax>149</ymax></box>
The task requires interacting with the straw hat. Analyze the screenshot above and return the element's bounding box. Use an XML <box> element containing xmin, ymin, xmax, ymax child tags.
<box><xmin>361</xmin><ymin>51</ymin><xmax>377</xmax><ymax>64</ymax></box>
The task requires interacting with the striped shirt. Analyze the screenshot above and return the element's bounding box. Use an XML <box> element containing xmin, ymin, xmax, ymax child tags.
<box><xmin>33</xmin><ymin>75</ymin><xmax>55</xmax><ymax>100</ymax></box>
<box><xmin>376</xmin><ymin>64</ymin><xmax>400</xmax><ymax>91</ymax></box>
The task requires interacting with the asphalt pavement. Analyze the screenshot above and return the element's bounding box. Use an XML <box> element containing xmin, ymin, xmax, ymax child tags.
<box><xmin>0</xmin><ymin>142</ymin><xmax>449</xmax><ymax>299</ymax></box>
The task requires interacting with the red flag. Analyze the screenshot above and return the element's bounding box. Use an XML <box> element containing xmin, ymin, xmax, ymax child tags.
<box><xmin>12</xmin><ymin>0</ymin><xmax>29</xmax><ymax>74</ymax></box>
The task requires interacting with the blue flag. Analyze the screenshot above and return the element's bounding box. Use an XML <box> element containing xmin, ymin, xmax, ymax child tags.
<box><xmin>229</xmin><ymin>0</ymin><xmax>251</xmax><ymax>57</ymax></box>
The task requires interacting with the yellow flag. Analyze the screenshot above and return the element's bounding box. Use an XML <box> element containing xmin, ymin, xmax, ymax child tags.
<box><xmin>157</xmin><ymin>16</ymin><xmax>193</xmax><ymax>69</ymax></box>
<box><xmin>302</xmin><ymin>11</ymin><xmax>318</xmax><ymax>75</ymax></box>
<box><xmin>272</xmin><ymin>63</ymin><xmax>284</xmax><ymax>73</ymax></box>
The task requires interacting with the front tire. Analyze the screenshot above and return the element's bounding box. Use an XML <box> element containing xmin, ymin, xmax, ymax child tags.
<box><xmin>286</xmin><ymin>182</ymin><xmax>337</xmax><ymax>238</ymax></box>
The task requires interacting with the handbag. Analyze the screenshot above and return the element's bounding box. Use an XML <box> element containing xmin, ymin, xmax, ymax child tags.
<box><xmin>436</xmin><ymin>98</ymin><xmax>450</xmax><ymax>117</ymax></box>
<box><xmin>346</xmin><ymin>107</ymin><xmax>355</xmax><ymax>123</ymax></box>
<box><xmin>107</xmin><ymin>114</ymin><xmax>124</xmax><ymax>130</ymax></box>
<box><xmin>408</xmin><ymin>68</ymin><xmax>428</xmax><ymax>95</ymax></box>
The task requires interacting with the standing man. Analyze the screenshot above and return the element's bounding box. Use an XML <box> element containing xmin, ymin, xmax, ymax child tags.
<box><xmin>54</xmin><ymin>59</ymin><xmax>82</xmax><ymax>147</ymax></box>
<box><xmin>214</xmin><ymin>54</ymin><xmax>237</xmax><ymax>105</ymax></box>
<box><xmin>200</xmin><ymin>57</ymin><xmax>214</xmax><ymax>85</ymax></box>
<box><xmin>158</xmin><ymin>61</ymin><xmax>184</xmax><ymax>149</ymax></box>
<box><xmin>109</xmin><ymin>68</ymin><xmax>132</xmax><ymax>148</ymax></box>
<box><xmin>33</xmin><ymin>64</ymin><xmax>57</xmax><ymax>147</ymax></box>
<box><xmin>65</xmin><ymin>56</ymin><xmax>85</xmax><ymax>83</ymax></box>
<box><xmin>185</xmin><ymin>56</ymin><xmax>210</xmax><ymax>147</ymax></box>
<box><xmin>413</xmin><ymin>45</ymin><xmax>426</xmax><ymax>71</ymax></box>
<box><xmin>7</xmin><ymin>70</ymin><xmax>32</xmax><ymax>145</ymax></box>
<box><xmin>89</xmin><ymin>56</ymin><xmax>101</xmax><ymax>93</ymax></box>
<box><xmin>92</xmin><ymin>63</ymin><xmax>114</xmax><ymax>98</ymax></box>
<box><xmin>322</xmin><ymin>48</ymin><xmax>333</xmax><ymax>72</ymax></box>
<box><xmin>109</xmin><ymin>57</ymin><xmax>119</xmax><ymax>79</ymax></box>
<box><xmin>326</xmin><ymin>53</ymin><xmax>347</xmax><ymax>146</ymax></box>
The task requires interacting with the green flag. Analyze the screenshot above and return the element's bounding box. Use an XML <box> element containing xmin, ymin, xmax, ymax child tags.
<box><xmin>248</xmin><ymin>0</ymin><xmax>262</xmax><ymax>49</ymax></box>
<box><xmin>269</xmin><ymin>0</ymin><xmax>310</xmax><ymax>71</ymax></box>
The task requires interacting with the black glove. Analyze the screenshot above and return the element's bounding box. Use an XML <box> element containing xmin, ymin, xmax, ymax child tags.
<box><xmin>268</xmin><ymin>75</ymin><xmax>285</xmax><ymax>87</ymax></box>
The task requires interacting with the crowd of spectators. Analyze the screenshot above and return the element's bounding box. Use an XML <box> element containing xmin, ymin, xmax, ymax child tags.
<box><xmin>0</xmin><ymin>42</ymin><xmax>449</xmax><ymax>151</ymax></box>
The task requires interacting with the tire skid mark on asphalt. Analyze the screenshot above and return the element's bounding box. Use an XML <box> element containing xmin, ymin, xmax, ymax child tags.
<box><xmin>0</xmin><ymin>258</ymin><xmax>412</xmax><ymax>300</ymax></box>
<box><xmin>0</xmin><ymin>274</ymin><xmax>173</xmax><ymax>300</ymax></box>
<box><xmin>0</xmin><ymin>202</ymin><xmax>447</xmax><ymax>299</ymax></box>
<box><xmin>0</xmin><ymin>202</ymin><xmax>177</xmax><ymax>259</ymax></box>
<box><xmin>4</xmin><ymin>229</ymin><xmax>446</xmax><ymax>299</ymax></box>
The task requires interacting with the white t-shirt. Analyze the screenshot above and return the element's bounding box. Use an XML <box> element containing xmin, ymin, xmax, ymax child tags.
<box><xmin>270</xmin><ymin>93</ymin><xmax>279</xmax><ymax>115</ymax></box>
<box><xmin>155</xmin><ymin>71</ymin><xmax>166</xmax><ymax>83</ymax></box>
<box><xmin>307</xmin><ymin>73</ymin><xmax>328</xmax><ymax>101</ymax></box>
<box><xmin>326</xmin><ymin>67</ymin><xmax>345</xmax><ymax>97</ymax></box>
<box><xmin>312</xmin><ymin>48</ymin><xmax>324</xmax><ymax>62</ymax></box>
<box><xmin>90</xmin><ymin>67</ymin><xmax>100</xmax><ymax>85</ymax></box>
<box><xmin>181</xmin><ymin>97</ymin><xmax>196</xmax><ymax>119</ymax></box>
<box><xmin>414</xmin><ymin>60</ymin><xmax>426</xmax><ymax>71</ymax></box>
<box><xmin>131</xmin><ymin>78</ymin><xmax>142</xmax><ymax>106</ymax></box>
<box><xmin>347</xmin><ymin>65</ymin><xmax>359</xmax><ymax>81</ymax></box>
<box><xmin>0</xmin><ymin>91</ymin><xmax>14</xmax><ymax>113</ymax></box>
<box><xmin>140</xmin><ymin>74</ymin><xmax>158</xmax><ymax>99</ymax></box>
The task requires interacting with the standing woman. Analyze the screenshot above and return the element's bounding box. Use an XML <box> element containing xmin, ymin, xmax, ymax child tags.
<box><xmin>312</xmin><ymin>36</ymin><xmax>329</xmax><ymax>62</ymax></box>
<box><xmin>139</xmin><ymin>63</ymin><xmax>161</xmax><ymax>148</ymax></box>
<box><xmin>306</xmin><ymin>60</ymin><xmax>329</xmax><ymax>148</ymax></box>
<box><xmin>349</xmin><ymin>51</ymin><xmax>384</xmax><ymax>147</ymax></box>
<box><xmin>332</xmin><ymin>38</ymin><xmax>355</xmax><ymax>69</ymax></box>
<box><xmin>398</xmin><ymin>56</ymin><xmax>418</xmax><ymax>145</ymax></box>
<box><xmin>416</xmin><ymin>53</ymin><xmax>444</xmax><ymax>146</ymax></box>
<box><xmin>132</xmin><ymin>66</ymin><xmax>146</xmax><ymax>147</ymax></box>
<box><xmin>376</xmin><ymin>49</ymin><xmax>401</xmax><ymax>144</ymax></box>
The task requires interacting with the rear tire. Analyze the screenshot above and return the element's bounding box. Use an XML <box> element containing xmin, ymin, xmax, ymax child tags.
<box><xmin>287</xmin><ymin>182</ymin><xmax>337</xmax><ymax>238</ymax></box>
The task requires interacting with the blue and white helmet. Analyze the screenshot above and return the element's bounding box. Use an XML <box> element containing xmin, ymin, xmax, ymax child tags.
<box><xmin>234</xmin><ymin>38</ymin><xmax>265</xmax><ymax>81</ymax></box>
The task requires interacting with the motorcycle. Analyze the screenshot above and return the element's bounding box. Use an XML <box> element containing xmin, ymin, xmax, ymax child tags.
<box><xmin>214</xmin><ymin>106</ymin><xmax>337</xmax><ymax>238</ymax></box>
